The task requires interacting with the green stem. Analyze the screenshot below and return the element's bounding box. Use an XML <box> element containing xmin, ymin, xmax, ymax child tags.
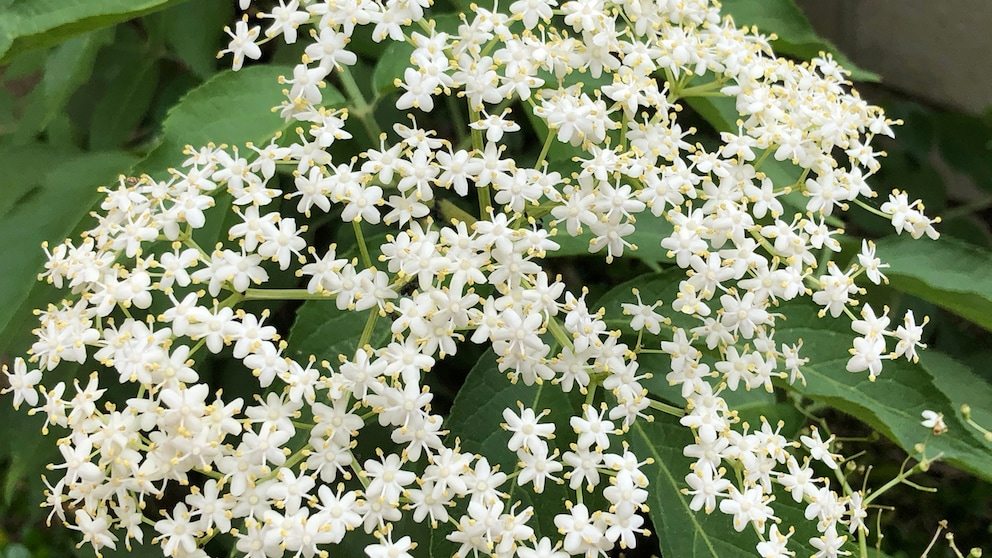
<box><xmin>243</xmin><ymin>288</ymin><xmax>332</xmax><ymax>300</ymax></box>
<box><xmin>546</xmin><ymin>316</ymin><xmax>574</xmax><ymax>351</ymax></box>
<box><xmin>357</xmin><ymin>310</ymin><xmax>379</xmax><ymax>348</ymax></box>
<box><xmin>353</xmin><ymin>220</ymin><xmax>373</xmax><ymax>269</ymax></box>
<box><xmin>752</xmin><ymin>147</ymin><xmax>771</xmax><ymax>171</ymax></box>
<box><xmin>862</xmin><ymin>453</ymin><xmax>942</xmax><ymax>506</ymax></box>
<box><xmin>647</xmin><ymin>397</ymin><xmax>685</xmax><ymax>417</ymax></box>
<box><xmin>852</xmin><ymin>198</ymin><xmax>891</xmax><ymax>219</ymax></box>
<box><xmin>467</xmin><ymin>104</ymin><xmax>491</xmax><ymax>217</ymax></box>
<box><xmin>619</xmin><ymin>111</ymin><xmax>629</xmax><ymax>151</ymax></box>
<box><xmin>533</xmin><ymin>127</ymin><xmax>556</xmax><ymax>170</ymax></box>
<box><xmin>584</xmin><ymin>381</ymin><xmax>598</xmax><ymax>407</ymax></box>
<box><xmin>445</xmin><ymin>93</ymin><xmax>467</xmax><ymax>146</ymax></box>
<box><xmin>337</xmin><ymin>65</ymin><xmax>382</xmax><ymax>139</ymax></box>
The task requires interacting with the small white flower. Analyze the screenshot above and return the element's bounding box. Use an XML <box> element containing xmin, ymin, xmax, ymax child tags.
<box><xmin>220</xmin><ymin>18</ymin><xmax>262</xmax><ymax>71</ymax></box>
<box><xmin>921</xmin><ymin>410</ymin><xmax>947</xmax><ymax>435</ymax></box>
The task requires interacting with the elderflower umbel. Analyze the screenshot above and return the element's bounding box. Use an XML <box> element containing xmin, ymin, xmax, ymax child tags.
<box><xmin>2</xmin><ymin>0</ymin><xmax>945</xmax><ymax>557</ymax></box>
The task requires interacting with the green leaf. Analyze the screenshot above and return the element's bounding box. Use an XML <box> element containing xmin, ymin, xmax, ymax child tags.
<box><xmin>874</xmin><ymin>236</ymin><xmax>992</xmax><ymax>333</ymax></box>
<box><xmin>135</xmin><ymin>64</ymin><xmax>306</xmax><ymax>175</ymax></box>
<box><xmin>686</xmin><ymin>93</ymin><xmax>738</xmax><ymax>133</ymax></box>
<box><xmin>628</xmin><ymin>419</ymin><xmax>757</xmax><ymax>558</ymax></box>
<box><xmin>88</xmin><ymin>29</ymin><xmax>162</xmax><ymax>149</ymax></box>
<box><xmin>152</xmin><ymin>0</ymin><xmax>232</xmax><ymax>79</ymax></box>
<box><xmin>629</xmin><ymin>419</ymin><xmax>828</xmax><ymax>557</ymax></box>
<box><xmin>545</xmin><ymin>210</ymin><xmax>675</xmax><ymax>267</ymax></box>
<box><xmin>933</xmin><ymin>111</ymin><xmax>992</xmax><ymax>193</ymax></box>
<box><xmin>719</xmin><ymin>0</ymin><xmax>880</xmax><ymax>82</ymax></box>
<box><xmin>11</xmin><ymin>29</ymin><xmax>110</xmax><ymax>142</ymax></box>
<box><xmin>434</xmin><ymin>350</ymin><xmax>581</xmax><ymax>556</ymax></box>
<box><xmin>0</xmin><ymin>143</ymin><xmax>79</xmax><ymax>218</ymax></box>
<box><xmin>0</xmin><ymin>150</ymin><xmax>139</xmax><ymax>354</ymax></box>
<box><xmin>0</xmin><ymin>0</ymin><xmax>187</xmax><ymax>62</ymax></box>
<box><xmin>287</xmin><ymin>304</ymin><xmax>390</xmax><ymax>366</ymax></box>
<box><xmin>1</xmin><ymin>544</ymin><xmax>32</xmax><ymax>558</ymax></box>
<box><xmin>372</xmin><ymin>41</ymin><xmax>415</xmax><ymax>96</ymax></box>
<box><xmin>775</xmin><ymin>301</ymin><xmax>992</xmax><ymax>482</ymax></box>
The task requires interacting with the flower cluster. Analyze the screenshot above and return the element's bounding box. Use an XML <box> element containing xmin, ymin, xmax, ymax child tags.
<box><xmin>2</xmin><ymin>0</ymin><xmax>940</xmax><ymax>557</ymax></box>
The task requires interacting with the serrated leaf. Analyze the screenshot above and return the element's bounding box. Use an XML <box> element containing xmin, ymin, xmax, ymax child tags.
<box><xmin>0</xmin><ymin>0</ymin><xmax>187</xmax><ymax>62</ymax></box>
<box><xmin>719</xmin><ymin>0</ymin><xmax>880</xmax><ymax>82</ymax></box>
<box><xmin>434</xmin><ymin>350</ymin><xmax>581</xmax><ymax>557</ymax></box>
<box><xmin>775</xmin><ymin>301</ymin><xmax>992</xmax><ymax>482</ymax></box>
<box><xmin>875</xmin><ymin>236</ymin><xmax>992</xmax><ymax>333</ymax></box>
<box><xmin>134</xmin><ymin>64</ymin><xmax>302</xmax><ymax>175</ymax></box>
<box><xmin>0</xmin><ymin>150</ymin><xmax>139</xmax><ymax>354</ymax></box>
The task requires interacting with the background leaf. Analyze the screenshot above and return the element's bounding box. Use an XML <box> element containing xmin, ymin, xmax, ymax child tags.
<box><xmin>775</xmin><ymin>301</ymin><xmax>992</xmax><ymax>482</ymax></box>
<box><xmin>434</xmin><ymin>349</ymin><xmax>582</xmax><ymax>556</ymax></box>
<box><xmin>152</xmin><ymin>0</ymin><xmax>232</xmax><ymax>80</ymax></box>
<box><xmin>87</xmin><ymin>26</ymin><xmax>162</xmax><ymax>149</ymax></box>
<box><xmin>287</xmin><ymin>304</ymin><xmax>390</xmax><ymax>365</ymax></box>
<box><xmin>933</xmin><ymin>111</ymin><xmax>992</xmax><ymax>193</ymax></box>
<box><xmin>875</xmin><ymin>236</ymin><xmax>992</xmax><ymax>333</ymax></box>
<box><xmin>0</xmin><ymin>0</ymin><xmax>186</xmax><ymax>62</ymax></box>
<box><xmin>135</xmin><ymin>64</ymin><xmax>303</xmax><ymax>174</ymax></box>
<box><xmin>10</xmin><ymin>29</ymin><xmax>110</xmax><ymax>143</ymax></box>
<box><xmin>629</xmin><ymin>419</ymin><xmax>831</xmax><ymax>558</ymax></box>
<box><xmin>0</xmin><ymin>150</ymin><xmax>139</xmax><ymax>354</ymax></box>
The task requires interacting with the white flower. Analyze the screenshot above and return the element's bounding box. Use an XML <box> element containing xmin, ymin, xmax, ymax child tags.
<box><xmin>810</xmin><ymin>524</ymin><xmax>850</xmax><ymax>558</ymax></box>
<box><xmin>684</xmin><ymin>465</ymin><xmax>731</xmax><ymax>513</ymax></box>
<box><xmin>261</xmin><ymin>0</ymin><xmax>310</xmax><ymax>44</ymax></box>
<box><xmin>921</xmin><ymin>410</ymin><xmax>947</xmax><ymax>435</ymax></box>
<box><xmin>892</xmin><ymin>309</ymin><xmax>929</xmax><ymax>363</ymax></box>
<box><xmin>502</xmin><ymin>404</ymin><xmax>556</xmax><ymax>452</ymax></box>
<box><xmin>366</xmin><ymin>533</ymin><xmax>416</xmax><ymax>558</ymax></box>
<box><xmin>517</xmin><ymin>444</ymin><xmax>563</xmax><ymax>493</ymax></box>
<box><xmin>305</xmin><ymin>27</ymin><xmax>358</xmax><ymax>71</ymax></box>
<box><xmin>153</xmin><ymin>503</ymin><xmax>201</xmax><ymax>557</ymax></box>
<box><xmin>756</xmin><ymin>524</ymin><xmax>795</xmax><ymax>558</ymax></box>
<box><xmin>220</xmin><ymin>18</ymin><xmax>262</xmax><ymax>71</ymax></box>
<box><xmin>570</xmin><ymin>404</ymin><xmax>616</xmax><ymax>451</ymax></box>
<box><xmin>846</xmin><ymin>334</ymin><xmax>886</xmax><ymax>380</ymax></box>
<box><xmin>812</xmin><ymin>263</ymin><xmax>859</xmax><ymax>318</ymax></box>
<box><xmin>801</xmin><ymin>427</ymin><xmax>839</xmax><ymax>470</ymax></box>
<box><xmin>857</xmin><ymin>239</ymin><xmax>888</xmax><ymax>285</ymax></box>
<box><xmin>719</xmin><ymin>485</ymin><xmax>775</xmax><ymax>533</ymax></box>
<box><xmin>396</xmin><ymin>67</ymin><xmax>440</xmax><ymax>112</ymax></box>
<box><xmin>554</xmin><ymin>503</ymin><xmax>612</xmax><ymax>557</ymax></box>
<box><xmin>2</xmin><ymin>357</ymin><xmax>42</xmax><ymax>409</ymax></box>
<box><xmin>517</xmin><ymin>537</ymin><xmax>569</xmax><ymax>558</ymax></box>
<box><xmin>70</xmin><ymin>509</ymin><xmax>118</xmax><ymax>553</ymax></box>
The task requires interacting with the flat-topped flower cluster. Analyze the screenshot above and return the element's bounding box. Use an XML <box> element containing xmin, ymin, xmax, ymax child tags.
<box><xmin>2</xmin><ymin>0</ymin><xmax>939</xmax><ymax>557</ymax></box>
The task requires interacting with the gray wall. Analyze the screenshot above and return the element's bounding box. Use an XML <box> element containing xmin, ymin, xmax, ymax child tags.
<box><xmin>797</xmin><ymin>0</ymin><xmax>991</xmax><ymax>114</ymax></box>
